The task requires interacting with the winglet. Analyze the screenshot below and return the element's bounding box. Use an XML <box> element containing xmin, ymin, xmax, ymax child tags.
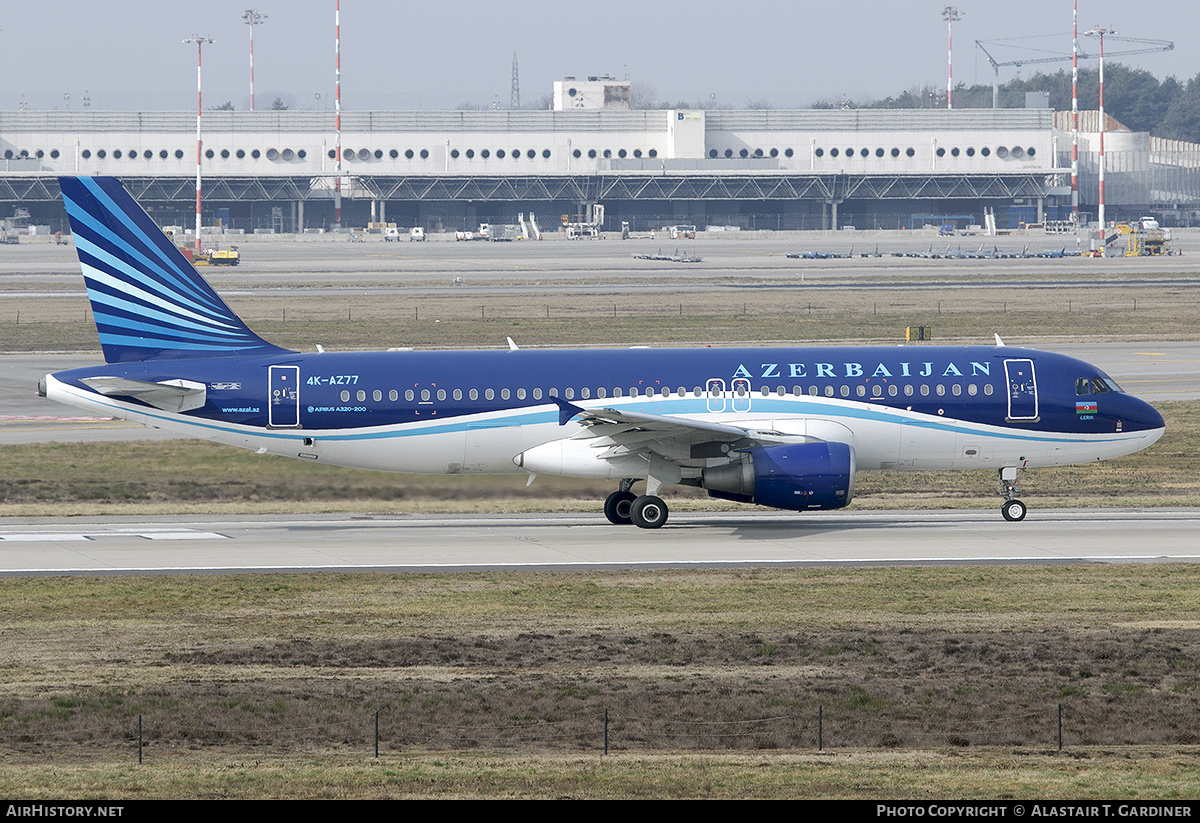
<box><xmin>550</xmin><ymin>395</ymin><xmax>585</xmax><ymax>426</ymax></box>
<box><xmin>994</xmin><ymin>333</ymin><xmax>1006</xmax><ymax>347</ymax></box>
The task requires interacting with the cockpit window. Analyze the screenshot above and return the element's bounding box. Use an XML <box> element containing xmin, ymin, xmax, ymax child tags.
<box><xmin>1076</xmin><ymin>376</ymin><xmax>1123</xmax><ymax>395</ymax></box>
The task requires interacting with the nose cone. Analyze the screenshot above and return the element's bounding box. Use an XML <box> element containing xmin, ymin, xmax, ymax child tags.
<box><xmin>1125</xmin><ymin>396</ymin><xmax>1165</xmax><ymax>434</ymax></box>
<box><xmin>1111</xmin><ymin>395</ymin><xmax>1166</xmax><ymax>454</ymax></box>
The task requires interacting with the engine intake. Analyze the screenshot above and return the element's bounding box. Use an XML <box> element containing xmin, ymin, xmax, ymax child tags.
<box><xmin>702</xmin><ymin>441</ymin><xmax>855</xmax><ymax>511</ymax></box>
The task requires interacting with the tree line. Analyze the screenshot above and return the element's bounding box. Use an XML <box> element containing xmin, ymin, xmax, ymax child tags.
<box><xmin>816</xmin><ymin>64</ymin><xmax>1200</xmax><ymax>143</ymax></box>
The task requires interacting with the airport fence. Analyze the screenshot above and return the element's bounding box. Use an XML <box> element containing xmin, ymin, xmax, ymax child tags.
<box><xmin>4</xmin><ymin>291</ymin><xmax>1195</xmax><ymax>327</ymax></box>
<box><xmin>0</xmin><ymin>703</ymin><xmax>1126</xmax><ymax>759</ymax></box>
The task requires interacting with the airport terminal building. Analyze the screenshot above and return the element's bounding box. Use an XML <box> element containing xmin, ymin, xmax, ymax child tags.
<box><xmin>3</xmin><ymin>101</ymin><xmax>1199</xmax><ymax>234</ymax></box>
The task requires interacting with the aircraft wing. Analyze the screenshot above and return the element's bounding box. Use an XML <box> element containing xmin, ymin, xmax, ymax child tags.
<box><xmin>553</xmin><ymin>398</ymin><xmax>811</xmax><ymax>460</ymax></box>
<box><xmin>80</xmin><ymin>376</ymin><xmax>208</xmax><ymax>413</ymax></box>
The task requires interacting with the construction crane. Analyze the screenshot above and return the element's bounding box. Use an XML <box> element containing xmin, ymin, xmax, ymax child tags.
<box><xmin>975</xmin><ymin>34</ymin><xmax>1173</xmax><ymax>109</ymax></box>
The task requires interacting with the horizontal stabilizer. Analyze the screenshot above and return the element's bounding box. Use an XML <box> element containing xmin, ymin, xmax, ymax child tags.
<box><xmin>80</xmin><ymin>376</ymin><xmax>207</xmax><ymax>413</ymax></box>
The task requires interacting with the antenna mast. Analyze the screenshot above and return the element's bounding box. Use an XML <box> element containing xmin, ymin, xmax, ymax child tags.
<box><xmin>511</xmin><ymin>52</ymin><xmax>520</xmax><ymax>110</ymax></box>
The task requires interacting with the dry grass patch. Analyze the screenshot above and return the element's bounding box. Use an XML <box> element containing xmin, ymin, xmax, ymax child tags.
<box><xmin>4</xmin><ymin>748</ymin><xmax>1200</xmax><ymax>799</ymax></box>
<box><xmin>5</xmin><ymin>284</ymin><xmax>1200</xmax><ymax>353</ymax></box>
<box><xmin>3</xmin><ymin>567</ymin><xmax>1200</xmax><ymax>760</ymax></box>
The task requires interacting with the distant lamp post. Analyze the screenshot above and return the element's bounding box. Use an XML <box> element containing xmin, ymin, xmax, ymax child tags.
<box><xmin>1086</xmin><ymin>25</ymin><xmax>1116</xmax><ymax>247</ymax></box>
<box><xmin>942</xmin><ymin>6</ymin><xmax>961</xmax><ymax>110</ymax></box>
<box><xmin>183</xmin><ymin>35</ymin><xmax>214</xmax><ymax>253</ymax></box>
<box><xmin>243</xmin><ymin>8</ymin><xmax>267</xmax><ymax>111</ymax></box>
<box><xmin>333</xmin><ymin>0</ymin><xmax>342</xmax><ymax>230</ymax></box>
<box><xmin>63</xmin><ymin>93</ymin><xmax>70</xmax><ymax>109</ymax></box>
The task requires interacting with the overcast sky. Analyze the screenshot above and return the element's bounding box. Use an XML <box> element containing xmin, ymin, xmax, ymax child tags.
<box><xmin>1</xmin><ymin>0</ymin><xmax>1194</xmax><ymax>112</ymax></box>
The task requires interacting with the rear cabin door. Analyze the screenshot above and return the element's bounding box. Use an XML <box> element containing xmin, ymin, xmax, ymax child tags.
<box><xmin>269</xmin><ymin>365</ymin><xmax>300</xmax><ymax>427</ymax></box>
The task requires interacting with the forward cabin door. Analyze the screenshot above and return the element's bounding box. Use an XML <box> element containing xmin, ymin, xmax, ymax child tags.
<box><xmin>1004</xmin><ymin>359</ymin><xmax>1038</xmax><ymax>421</ymax></box>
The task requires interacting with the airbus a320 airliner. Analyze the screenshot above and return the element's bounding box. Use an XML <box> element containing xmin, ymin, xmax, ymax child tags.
<box><xmin>40</xmin><ymin>177</ymin><xmax>1165</xmax><ymax>527</ymax></box>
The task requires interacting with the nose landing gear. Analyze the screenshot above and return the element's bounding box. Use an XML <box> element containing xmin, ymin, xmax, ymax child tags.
<box><xmin>998</xmin><ymin>466</ymin><xmax>1027</xmax><ymax>522</ymax></box>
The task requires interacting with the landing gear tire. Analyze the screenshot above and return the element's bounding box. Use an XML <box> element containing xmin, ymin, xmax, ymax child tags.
<box><xmin>604</xmin><ymin>490</ymin><xmax>637</xmax><ymax>525</ymax></box>
<box><xmin>630</xmin><ymin>495</ymin><xmax>669</xmax><ymax>529</ymax></box>
<box><xmin>1001</xmin><ymin>499</ymin><xmax>1027</xmax><ymax>522</ymax></box>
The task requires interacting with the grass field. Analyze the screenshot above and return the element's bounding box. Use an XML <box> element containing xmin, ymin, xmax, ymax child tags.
<box><xmin>4</xmin><ymin>566</ymin><xmax>1200</xmax><ymax>798</ymax></box>
<box><xmin>4</xmin><ymin>281</ymin><xmax>1200</xmax><ymax>353</ymax></box>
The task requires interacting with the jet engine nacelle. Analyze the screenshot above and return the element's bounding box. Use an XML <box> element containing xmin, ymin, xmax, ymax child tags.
<box><xmin>701</xmin><ymin>441</ymin><xmax>856</xmax><ymax>511</ymax></box>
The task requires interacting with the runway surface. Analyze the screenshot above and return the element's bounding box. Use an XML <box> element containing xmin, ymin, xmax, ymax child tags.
<box><xmin>1</xmin><ymin>509</ymin><xmax>1197</xmax><ymax>576</ymax></box>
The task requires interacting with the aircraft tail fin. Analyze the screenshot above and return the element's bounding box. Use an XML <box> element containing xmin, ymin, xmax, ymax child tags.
<box><xmin>58</xmin><ymin>176</ymin><xmax>289</xmax><ymax>364</ymax></box>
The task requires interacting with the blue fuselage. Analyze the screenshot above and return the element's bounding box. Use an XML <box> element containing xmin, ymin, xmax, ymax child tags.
<box><xmin>48</xmin><ymin>343</ymin><xmax>1165</xmax><ymax>478</ymax></box>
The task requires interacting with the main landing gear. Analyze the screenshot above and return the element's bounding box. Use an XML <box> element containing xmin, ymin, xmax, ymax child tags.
<box><xmin>604</xmin><ymin>479</ymin><xmax>669</xmax><ymax>529</ymax></box>
<box><xmin>998</xmin><ymin>466</ymin><xmax>1027</xmax><ymax>522</ymax></box>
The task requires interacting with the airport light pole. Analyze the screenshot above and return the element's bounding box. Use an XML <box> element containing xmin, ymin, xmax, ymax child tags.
<box><xmin>243</xmin><ymin>8</ymin><xmax>266</xmax><ymax>112</ymax></box>
<box><xmin>942</xmin><ymin>6</ymin><xmax>961</xmax><ymax>110</ymax></box>
<box><xmin>333</xmin><ymin>0</ymin><xmax>342</xmax><ymax>231</ymax></box>
<box><xmin>1071</xmin><ymin>0</ymin><xmax>1080</xmax><ymax>229</ymax></box>
<box><xmin>1086</xmin><ymin>25</ymin><xmax>1115</xmax><ymax>251</ymax></box>
<box><xmin>183</xmin><ymin>35</ymin><xmax>213</xmax><ymax>254</ymax></box>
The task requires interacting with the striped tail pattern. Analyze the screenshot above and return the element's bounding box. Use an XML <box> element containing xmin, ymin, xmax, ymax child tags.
<box><xmin>59</xmin><ymin>176</ymin><xmax>287</xmax><ymax>364</ymax></box>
